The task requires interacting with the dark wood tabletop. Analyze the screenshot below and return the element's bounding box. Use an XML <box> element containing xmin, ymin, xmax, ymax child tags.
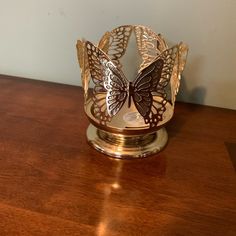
<box><xmin>0</xmin><ymin>74</ymin><xmax>235</xmax><ymax>236</ymax></box>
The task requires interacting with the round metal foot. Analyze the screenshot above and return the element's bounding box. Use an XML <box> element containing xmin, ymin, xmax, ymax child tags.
<box><xmin>86</xmin><ymin>124</ymin><xmax>168</xmax><ymax>159</ymax></box>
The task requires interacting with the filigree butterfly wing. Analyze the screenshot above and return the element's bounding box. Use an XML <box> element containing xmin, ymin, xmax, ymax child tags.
<box><xmin>102</xmin><ymin>60</ymin><xmax>129</xmax><ymax>117</ymax></box>
<box><xmin>77</xmin><ymin>36</ymin><xmax>112</xmax><ymax>97</ymax></box>
<box><xmin>76</xmin><ymin>40</ymin><xmax>90</xmax><ymax>97</ymax></box>
<box><xmin>86</xmin><ymin>41</ymin><xmax>129</xmax><ymax>123</ymax></box>
<box><xmin>156</xmin><ymin>45</ymin><xmax>179</xmax><ymax>97</ymax></box>
<box><xmin>76</xmin><ymin>40</ymin><xmax>84</xmax><ymax>70</ymax></box>
<box><xmin>178</xmin><ymin>43</ymin><xmax>188</xmax><ymax>74</ymax></box>
<box><xmin>170</xmin><ymin>43</ymin><xmax>188</xmax><ymax>104</ymax></box>
<box><xmin>148</xmin><ymin>45</ymin><xmax>179</xmax><ymax>126</ymax></box>
<box><xmin>131</xmin><ymin>59</ymin><xmax>164</xmax><ymax>119</ymax></box>
<box><xmin>85</xmin><ymin>41</ymin><xmax>111</xmax><ymax>124</ymax></box>
<box><xmin>131</xmin><ymin>45</ymin><xmax>179</xmax><ymax>127</ymax></box>
<box><xmin>134</xmin><ymin>25</ymin><xmax>168</xmax><ymax>72</ymax></box>
<box><xmin>98</xmin><ymin>31</ymin><xmax>110</xmax><ymax>54</ymax></box>
<box><xmin>104</xmin><ymin>25</ymin><xmax>133</xmax><ymax>69</ymax></box>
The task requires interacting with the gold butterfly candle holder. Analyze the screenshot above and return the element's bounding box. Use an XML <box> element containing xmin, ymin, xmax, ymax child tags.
<box><xmin>76</xmin><ymin>25</ymin><xmax>188</xmax><ymax>159</ymax></box>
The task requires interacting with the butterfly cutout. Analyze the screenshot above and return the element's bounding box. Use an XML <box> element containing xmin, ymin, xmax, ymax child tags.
<box><xmin>134</xmin><ymin>25</ymin><xmax>168</xmax><ymax>72</ymax></box>
<box><xmin>170</xmin><ymin>43</ymin><xmax>189</xmax><ymax>104</ymax></box>
<box><xmin>98</xmin><ymin>25</ymin><xmax>133</xmax><ymax>69</ymax></box>
<box><xmin>76</xmin><ymin>39</ymin><xmax>90</xmax><ymax>98</ymax></box>
<box><xmin>85</xmin><ymin>40</ymin><xmax>179</xmax><ymax>128</ymax></box>
<box><xmin>77</xmin><ymin>25</ymin><xmax>132</xmax><ymax>99</ymax></box>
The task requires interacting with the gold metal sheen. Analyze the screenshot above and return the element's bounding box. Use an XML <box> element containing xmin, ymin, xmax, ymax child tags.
<box><xmin>76</xmin><ymin>25</ymin><xmax>188</xmax><ymax>159</ymax></box>
<box><xmin>87</xmin><ymin>124</ymin><xmax>168</xmax><ymax>159</ymax></box>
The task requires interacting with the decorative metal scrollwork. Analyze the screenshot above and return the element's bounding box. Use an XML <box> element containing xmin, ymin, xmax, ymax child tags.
<box><xmin>76</xmin><ymin>25</ymin><xmax>188</xmax><ymax>128</ymax></box>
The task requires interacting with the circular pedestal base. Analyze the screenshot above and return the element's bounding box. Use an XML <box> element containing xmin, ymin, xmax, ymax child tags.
<box><xmin>86</xmin><ymin>124</ymin><xmax>168</xmax><ymax>159</ymax></box>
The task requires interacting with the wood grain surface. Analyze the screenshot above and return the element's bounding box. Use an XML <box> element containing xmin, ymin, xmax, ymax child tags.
<box><xmin>0</xmin><ymin>74</ymin><xmax>235</xmax><ymax>236</ymax></box>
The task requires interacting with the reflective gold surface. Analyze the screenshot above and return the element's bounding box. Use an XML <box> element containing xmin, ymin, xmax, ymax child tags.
<box><xmin>85</xmin><ymin>97</ymin><xmax>173</xmax><ymax>135</ymax></box>
<box><xmin>87</xmin><ymin>124</ymin><xmax>168</xmax><ymax>159</ymax></box>
<box><xmin>76</xmin><ymin>25</ymin><xmax>188</xmax><ymax>158</ymax></box>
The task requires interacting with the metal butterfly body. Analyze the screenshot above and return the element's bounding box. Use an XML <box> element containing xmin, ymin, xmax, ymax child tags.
<box><xmin>85</xmin><ymin>40</ymin><xmax>179</xmax><ymax>127</ymax></box>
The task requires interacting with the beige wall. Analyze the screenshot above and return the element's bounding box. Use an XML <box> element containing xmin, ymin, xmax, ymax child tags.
<box><xmin>0</xmin><ymin>0</ymin><xmax>235</xmax><ymax>109</ymax></box>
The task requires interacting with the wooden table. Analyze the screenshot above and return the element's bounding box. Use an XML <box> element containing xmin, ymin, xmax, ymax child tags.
<box><xmin>0</xmin><ymin>74</ymin><xmax>235</xmax><ymax>236</ymax></box>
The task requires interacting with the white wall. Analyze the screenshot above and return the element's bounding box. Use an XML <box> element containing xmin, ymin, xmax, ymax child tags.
<box><xmin>0</xmin><ymin>0</ymin><xmax>235</xmax><ymax>109</ymax></box>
